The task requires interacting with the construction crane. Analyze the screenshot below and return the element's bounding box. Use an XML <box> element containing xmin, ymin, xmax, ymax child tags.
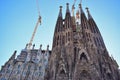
<box><xmin>72</xmin><ymin>0</ymin><xmax>77</xmax><ymax>16</ymax></box>
<box><xmin>72</xmin><ymin>0</ymin><xmax>83</xmax><ymax>15</ymax></box>
<box><xmin>27</xmin><ymin>0</ymin><xmax>41</xmax><ymax>49</ymax></box>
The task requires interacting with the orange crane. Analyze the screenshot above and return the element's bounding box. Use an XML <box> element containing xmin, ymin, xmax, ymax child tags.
<box><xmin>27</xmin><ymin>0</ymin><xmax>41</xmax><ymax>49</ymax></box>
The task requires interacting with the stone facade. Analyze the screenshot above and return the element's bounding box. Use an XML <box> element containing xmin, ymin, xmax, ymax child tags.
<box><xmin>0</xmin><ymin>2</ymin><xmax>120</xmax><ymax>80</ymax></box>
<box><xmin>45</xmin><ymin>3</ymin><xmax>120</xmax><ymax>80</ymax></box>
<box><xmin>0</xmin><ymin>45</ymin><xmax>50</xmax><ymax>80</ymax></box>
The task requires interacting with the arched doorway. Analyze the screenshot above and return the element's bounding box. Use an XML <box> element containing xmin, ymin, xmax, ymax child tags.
<box><xmin>79</xmin><ymin>70</ymin><xmax>92</xmax><ymax>80</ymax></box>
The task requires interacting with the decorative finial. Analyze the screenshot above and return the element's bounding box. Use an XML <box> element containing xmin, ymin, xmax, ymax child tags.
<box><xmin>60</xmin><ymin>6</ymin><xmax>62</xmax><ymax>10</ymax></box>
<box><xmin>86</xmin><ymin>7</ymin><xmax>89</xmax><ymax>13</ymax></box>
<box><xmin>47</xmin><ymin>45</ymin><xmax>49</xmax><ymax>50</ymax></box>
<box><xmin>79</xmin><ymin>3</ymin><xmax>82</xmax><ymax>8</ymax></box>
<box><xmin>14</xmin><ymin>50</ymin><xmax>17</xmax><ymax>54</ymax></box>
<box><xmin>59</xmin><ymin>6</ymin><xmax>62</xmax><ymax>17</ymax></box>
<box><xmin>79</xmin><ymin>3</ymin><xmax>84</xmax><ymax>14</ymax></box>
<box><xmin>32</xmin><ymin>44</ymin><xmax>35</xmax><ymax>49</ymax></box>
<box><xmin>40</xmin><ymin>44</ymin><xmax>42</xmax><ymax>49</ymax></box>
<box><xmin>25</xmin><ymin>44</ymin><xmax>28</xmax><ymax>49</ymax></box>
<box><xmin>60</xmin><ymin>6</ymin><xmax>62</xmax><ymax>13</ymax></box>
<box><xmin>66</xmin><ymin>3</ymin><xmax>69</xmax><ymax>6</ymax></box>
<box><xmin>66</xmin><ymin>3</ymin><xmax>70</xmax><ymax>13</ymax></box>
<box><xmin>86</xmin><ymin>7</ymin><xmax>92</xmax><ymax>19</ymax></box>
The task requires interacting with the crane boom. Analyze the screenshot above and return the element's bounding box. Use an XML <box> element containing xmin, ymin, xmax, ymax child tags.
<box><xmin>27</xmin><ymin>16</ymin><xmax>41</xmax><ymax>49</ymax></box>
<box><xmin>27</xmin><ymin>0</ymin><xmax>41</xmax><ymax>49</ymax></box>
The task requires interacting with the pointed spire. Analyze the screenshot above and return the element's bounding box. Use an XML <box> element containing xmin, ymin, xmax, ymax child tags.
<box><xmin>86</xmin><ymin>7</ymin><xmax>92</xmax><ymax>19</ymax></box>
<box><xmin>66</xmin><ymin>3</ymin><xmax>70</xmax><ymax>13</ymax></box>
<box><xmin>79</xmin><ymin>3</ymin><xmax>88</xmax><ymax>25</ymax></box>
<box><xmin>55</xmin><ymin>6</ymin><xmax>63</xmax><ymax>32</ymax></box>
<box><xmin>86</xmin><ymin>7</ymin><xmax>106</xmax><ymax>49</ymax></box>
<box><xmin>58</xmin><ymin>6</ymin><xmax>62</xmax><ymax>17</ymax></box>
<box><xmin>79</xmin><ymin>4</ymin><xmax>84</xmax><ymax>14</ymax></box>
<box><xmin>10</xmin><ymin>50</ymin><xmax>17</xmax><ymax>60</ymax></box>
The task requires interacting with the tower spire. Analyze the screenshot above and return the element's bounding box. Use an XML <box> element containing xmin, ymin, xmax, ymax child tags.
<box><xmin>53</xmin><ymin>5</ymin><xmax>63</xmax><ymax>47</ymax></box>
<box><xmin>86</xmin><ymin>7</ymin><xmax>92</xmax><ymax>19</ymax></box>
<box><xmin>79</xmin><ymin>3</ymin><xmax>84</xmax><ymax>14</ymax></box>
<box><xmin>59</xmin><ymin>6</ymin><xmax>62</xmax><ymax>17</ymax></box>
<box><xmin>66</xmin><ymin>3</ymin><xmax>70</xmax><ymax>13</ymax></box>
<box><xmin>86</xmin><ymin>7</ymin><xmax>106</xmax><ymax>49</ymax></box>
<box><xmin>10</xmin><ymin>50</ymin><xmax>17</xmax><ymax>60</ymax></box>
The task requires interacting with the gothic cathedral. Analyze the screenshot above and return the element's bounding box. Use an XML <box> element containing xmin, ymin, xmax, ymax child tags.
<box><xmin>45</xmin><ymin>3</ymin><xmax>120</xmax><ymax>80</ymax></box>
<box><xmin>0</xmin><ymin>2</ymin><xmax>120</xmax><ymax>80</ymax></box>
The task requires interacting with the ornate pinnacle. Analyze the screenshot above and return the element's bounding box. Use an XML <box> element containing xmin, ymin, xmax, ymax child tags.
<box><xmin>40</xmin><ymin>44</ymin><xmax>42</xmax><ymax>49</ymax></box>
<box><xmin>59</xmin><ymin>6</ymin><xmax>62</xmax><ymax>17</ymax></box>
<box><xmin>86</xmin><ymin>7</ymin><xmax>89</xmax><ymax>13</ymax></box>
<box><xmin>32</xmin><ymin>44</ymin><xmax>35</xmax><ymax>49</ymax></box>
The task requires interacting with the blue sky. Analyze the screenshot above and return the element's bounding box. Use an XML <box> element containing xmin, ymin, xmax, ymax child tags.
<box><xmin>0</xmin><ymin>0</ymin><xmax>120</xmax><ymax>69</ymax></box>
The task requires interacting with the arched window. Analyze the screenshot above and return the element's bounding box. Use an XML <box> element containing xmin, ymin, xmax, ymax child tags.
<box><xmin>93</xmin><ymin>37</ymin><xmax>97</xmax><ymax>46</ymax></box>
<box><xmin>57</xmin><ymin>36</ymin><xmax>59</xmax><ymax>45</ymax></box>
<box><xmin>60</xmin><ymin>69</ymin><xmax>65</xmax><ymax>74</ymax></box>
<box><xmin>96</xmin><ymin>37</ymin><xmax>100</xmax><ymax>46</ymax></box>
<box><xmin>6</xmin><ymin>70</ymin><xmax>10</xmax><ymax>73</ymax></box>
<box><xmin>80</xmin><ymin>53</ymin><xmax>88</xmax><ymax>62</ymax></box>
<box><xmin>68</xmin><ymin>32</ymin><xmax>70</xmax><ymax>41</ymax></box>
<box><xmin>66</xmin><ymin>33</ymin><xmax>67</xmax><ymax>42</ymax></box>
<box><xmin>107</xmin><ymin>73</ymin><xmax>112</xmax><ymax>80</ymax></box>
<box><xmin>62</xmin><ymin>36</ymin><xmax>65</xmax><ymax>45</ymax></box>
<box><xmin>54</xmin><ymin>36</ymin><xmax>56</xmax><ymax>47</ymax></box>
<box><xmin>74</xmin><ymin>47</ymin><xmax>77</xmax><ymax>63</ymax></box>
<box><xmin>89</xmin><ymin>21</ymin><xmax>94</xmax><ymax>33</ymax></box>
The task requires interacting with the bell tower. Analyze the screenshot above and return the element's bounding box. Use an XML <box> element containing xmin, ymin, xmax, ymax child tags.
<box><xmin>45</xmin><ymin>1</ymin><xmax>120</xmax><ymax>80</ymax></box>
